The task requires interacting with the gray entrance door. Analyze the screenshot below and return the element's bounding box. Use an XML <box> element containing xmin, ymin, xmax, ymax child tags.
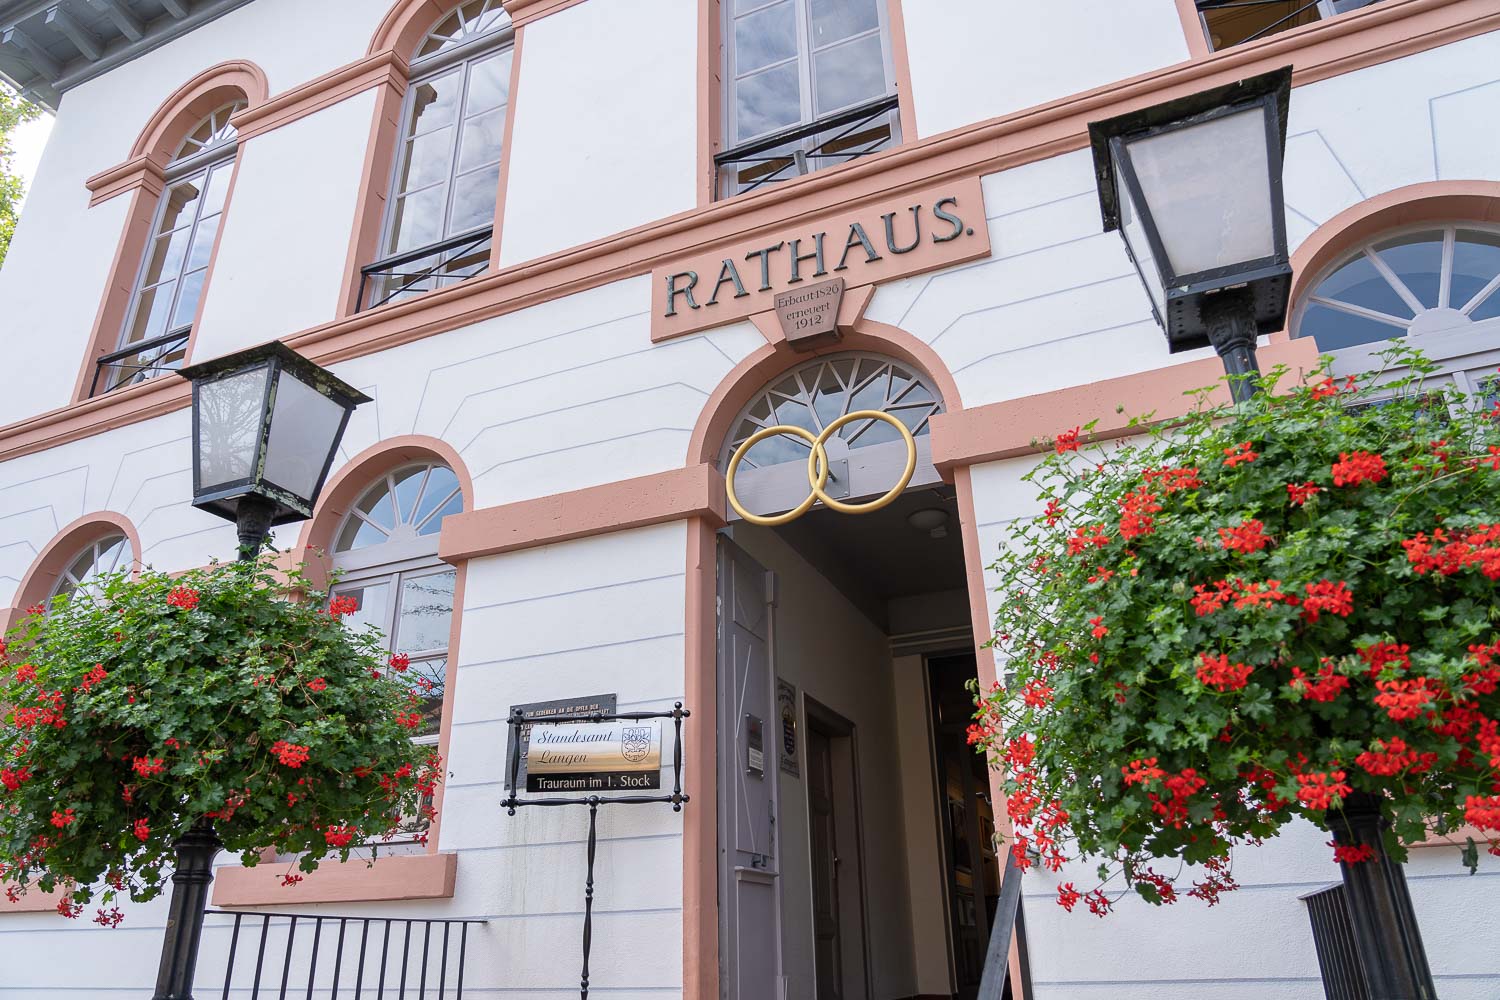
<box><xmin>717</xmin><ymin>537</ymin><xmax>783</xmax><ymax>1000</ymax></box>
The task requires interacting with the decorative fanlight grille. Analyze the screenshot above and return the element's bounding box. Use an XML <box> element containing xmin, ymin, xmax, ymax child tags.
<box><xmin>50</xmin><ymin>534</ymin><xmax>133</xmax><ymax>601</ymax></box>
<box><xmin>172</xmin><ymin>101</ymin><xmax>245</xmax><ymax>163</ymax></box>
<box><xmin>723</xmin><ymin>354</ymin><xmax>943</xmax><ymax>471</ymax></box>
<box><xmin>334</xmin><ymin>463</ymin><xmax>464</xmax><ymax>553</ymax></box>
<box><xmin>417</xmin><ymin>0</ymin><xmax>512</xmax><ymax>59</ymax></box>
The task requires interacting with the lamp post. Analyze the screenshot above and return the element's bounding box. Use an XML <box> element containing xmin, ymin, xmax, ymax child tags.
<box><xmin>1088</xmin><ymin>66</ymin><xmax>1294</xmax><ymax>403</ymax></box>
<box><xmin>149</xmin><ymin>343</ymin><xmax>368</xmax><ymax>1000</ymax></box>
<box><xmin>1091</xmin><ymin>69</ymin><xmax>1437</xmax><ymax>1000</ymax></box>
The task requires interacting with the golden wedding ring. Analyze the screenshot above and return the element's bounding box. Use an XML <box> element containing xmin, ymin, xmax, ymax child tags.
<box><xmin>724</xmin><ymin>409</ymin><xmax>918</xmax><ymax>527</ymax></box>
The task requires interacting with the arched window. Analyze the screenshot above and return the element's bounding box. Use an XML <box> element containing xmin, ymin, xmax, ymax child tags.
<box><xmin>1293</xmin><ymin>224</ymin><xmax>1500</xmax><ymax>388</ymax></box>
<box><xmin>722</xmin><ymin>353</ymin><xmax>944</xmax><ymax>518</ymax></box>
<box><xmin>97</xmin><ymin>101</ymin><xmax>245</xmax><ymax>395</ymax></box>
<box><xmin>49</xmin><ymin>533</ymin><xmax>134</xmax><ymax>602</ymax></box>
<box><xmin>329</xmin><ymin>462</ymin><xmax>464</xmax><ymax>837</ymax></box>
<box><xmin>363</xmin><ymin>1</ymin><xmax>515</xmax><ymax>310</ymax></box>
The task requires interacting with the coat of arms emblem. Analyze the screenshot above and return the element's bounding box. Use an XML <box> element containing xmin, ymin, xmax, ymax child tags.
<box><xmin>620</xmin><ymin>726</ymin><xmax>652</xmax><ymax>763</ymax></box>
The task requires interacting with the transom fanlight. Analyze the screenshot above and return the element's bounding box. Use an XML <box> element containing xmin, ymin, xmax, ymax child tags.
<box><xmin>50</xmin><ymin>534</ymin><xmax>133</xmax><ymax>601</ymax></box>
<box><xmin>172</xmin><ymin>101</ymin><xmax>246</xmax><ymax>164</ymax></box>
<box><xmin>724</xmin><ymin>354</ymin><xmax>944</xmax><ymax>470</ymax></box>
<box><xmin>1297</xmin><ymin>226</ymin><xmax>1500</xmax><ymax>351</ymax></box>
<box><xmin>335</xmin><ymin>463</ymin><xmax>463</xmax><ymax>553</ymax></box>
<box><xmin>417</xmin><ymin>0</ymin><xmax>512</xmax><ymax>59</ymax></box>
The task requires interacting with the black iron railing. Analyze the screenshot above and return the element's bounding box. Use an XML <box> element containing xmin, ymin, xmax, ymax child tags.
<box><xmin>1302</xmin><ymin>883</ymin><xmax>1371</xmax><ymax>1000</ymax></box>
<box><xmin>358</xmin><ymin>227</ymin><xmax>494</xmax><ymax>312</ymax></box>
<box><xmin>208</xmin><ymin>909</ymin><xmax>486</xmax><ymax>999</ymax></box>
<box><xmin>90</xmin><ymin>328</ymin><xmax>191</xmax><ymax>396</ymax></box>
<box><xmin>714</xmin><ymin>94</ymin><xmax>900</xmax><ymax>198</ymax></box>
<box><xmin>1195</xmin><ymin>0</ymin><xmax>1378</xmax><ymax>50</ymax></box>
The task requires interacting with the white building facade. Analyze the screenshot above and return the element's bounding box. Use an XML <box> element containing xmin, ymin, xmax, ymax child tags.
<box><xmin>1</xmin><ymin>0</ymin><xmax>1499</xmax><ymax>997</ymax></box>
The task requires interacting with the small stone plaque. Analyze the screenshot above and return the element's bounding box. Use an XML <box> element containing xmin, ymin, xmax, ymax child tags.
<box><xmin>774</xmin><ymin>277</ymin><xmax>845</xmax><ymax>349</ymax></box>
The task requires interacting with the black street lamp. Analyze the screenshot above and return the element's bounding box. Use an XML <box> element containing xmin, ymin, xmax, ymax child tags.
<box><xmin>1088</xmin><ymin>66</ymin><xmax>1293</xmax><ymax>403</ymax></box>
<box><xmin>149</xmin><ymin>342</ymin><xmax>367</xmax><ymax>1000</ymax></box>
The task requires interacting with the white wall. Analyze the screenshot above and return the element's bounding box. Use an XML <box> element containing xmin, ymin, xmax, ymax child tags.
<box><xmin>497</xmin><ymin>0</ymin><xmax>700</xmax><ymax>266</ymax></box>
<box><xmin>901</xmin><ymin>0</ymin><xmax>1191</xmax><ymax>139</ymax></box>
<box><xmin>0</xmin><ymin>0</ymin><xmax>390</xmax><ymax>427</ymax></box>
<box><xmin>732</xmin><ymin>524</ymin><xmax>919</xmax><ymax>1000</ymax></box>
<box><xmin>191</xmin><ymin>90</ymin><xmax>376</xmax><ymax>361</ymax></box>
<box><xmin>865</xmin><ymin>30</ymin><xmax>1500</xmax><ymax>412</ymax></box>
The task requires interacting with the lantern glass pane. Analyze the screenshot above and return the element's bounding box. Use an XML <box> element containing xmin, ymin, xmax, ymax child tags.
<box><xmin>263</xmin><ymin>370</ymin><xmax>346</xmax><ymax>503</ymax></box>
<box><xmin>1123</xmin><ymin>105</ymin><xmax>1276</xmax><ymax>278</ymax></box>
<box><xmin>1116</xmin><ymin>147</ymin><xmax>1165</xmax><ymax>315</ymax></box>
<box><xmin>197</xmin><ymin>365</ymin><xmax>269</xmax><ymax>492</ymax></box>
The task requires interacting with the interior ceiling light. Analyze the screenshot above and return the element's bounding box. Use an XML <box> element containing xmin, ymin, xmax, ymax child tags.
<box><xmin>907</xmin><ymin>507</ymin><xmax>950</xmax><ymax>539</ymax></box>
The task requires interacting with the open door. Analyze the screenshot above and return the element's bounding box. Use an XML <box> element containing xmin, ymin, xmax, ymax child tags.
<box><xmin>717</xmin><ymin>536</ymin><xmax>783</xmax><ymax>1000</ymax></box>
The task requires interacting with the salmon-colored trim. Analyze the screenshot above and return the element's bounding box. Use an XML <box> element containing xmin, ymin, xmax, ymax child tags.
<box><xmin>695</xmin><ymin>0</ymin><xmax>722</xmax><ymax>207</ymax></box>
<box><xmin>8</xmin><ymin>0</ymin><xmax>1496</xmax><ymax>461</ymax></box>
<box><xmin>69</xmin><ymin>186</ymin><xmax>165</xmax><ymax>402</ymax></box>
<box><xmin>930</xmin><ymin>338</ymin><xmax>1325</xmax><ymax>474</ymax></box>
<box><xmin>1411</xmin><ymin>825</ymin><xmax>1493</xmax><ymax>849</ymax></box>
<box><xmin>1174</xmin><ymin>0</ymin><xmax>1213</xmax><ymax>60</ymax></box>
<box><xmin>83</xmin><ymin>155</ymin><xmax>166</xmax><ymax>208</ymax></box>
<box><xmin>212</xmin><ymin>851</ymin><xmax>457</xmax><ymax>906</ymax></box>
<box><xmin>1273</xmin><ymin>180</ymin><xmax>1500</xmax><ymax>343</ymax></box>
<box><xmin>9</xmin><ymin>511</ymin><xmax>144</xmax><ymax>614</ymax></box>
<box><xmin>73</xmin><ymin>62</ymin><xmax>270</xmax><ymax>404</ymax></box>
<box><xmin>129</xmin><ymin>60</ymin><xmax>271</xmax><ymax>164</ymax></box>
<box><xmin>885</xmin><ymin>0</ymin><xmax>918</xmax><ymax>142</ymax></box>
<box><xmin>501</xmin><ymin>0</ymin><xmax>587</xmax><ymax>27</ymax></box>
<box><xmin>368</xmin><ymin>0</ymin><xmax>454</xmax><ymax>57</ymax></box>
<box><xmin>687</xmin><ymin>317</ymin><xmax>963</xmax><ymax>467</ymax></box>
<box><xmin>336</xmin><ymin>69</ymin><xmax>409</xmax><ymax>318</ymax></box>
<box><xmin>229</xmin><ymin>50</ymin><xmax>408</xmax><ymax>143</ymax></box>
<box><xmin>952</xmin><ymin>464</ymin><xmax>1027</xmax><ymax>999</ymax></box>
<box><xmin>682</xmin><ymin>516</ymin><xmax>719</xmax><ymax>1000</ymax></box>
<box><xmin>1</xmin><ymin>887</ymin><xmax>68</xmax><ymax>913</ymax></box>
<box><xmin>486</xmin><ymin>24</ymin><xmax>526</xmax><ymax>271</ymax></box>
<box><xmin>294</xmin><ymin>434</ymin><xmax>476</xmax><ymax>592</ymax></box>
<box><xmin>437</xmin><ymin>463</ymin><xmax>728</xmax><ymax>563</ymax></box>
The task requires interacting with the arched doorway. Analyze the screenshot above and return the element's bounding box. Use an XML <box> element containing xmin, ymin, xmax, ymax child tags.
<box><xmin>713</xmin><ymin>352</ymin><xmax>1025</xmax><ymax>1000</ymax></box>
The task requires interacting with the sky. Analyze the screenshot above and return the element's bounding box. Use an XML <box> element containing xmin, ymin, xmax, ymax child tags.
<box><xmin>11</xmin><ymin>111</ymin><xmax>54</xmax><ymax>202</ymax></box>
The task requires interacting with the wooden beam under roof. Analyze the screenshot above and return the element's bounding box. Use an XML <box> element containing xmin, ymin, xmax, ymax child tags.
<box><xmin>86</xmin><ymin>0</ymin><xmax>142</xmax><ymax>40</ymax></box>
<box><xmin>45</xmin><ymin>5</ymin><xmax>102</xmax><ymax>61</ymax></box>
<box><xmin>156</xmin><ymin>0</ymin><xmax>186</xmax><ymax>18</ymax></box>
<box><xmin>0</xmin><ymin>24</ymin><xmax>59</xmax><ymax>77</ymax></box>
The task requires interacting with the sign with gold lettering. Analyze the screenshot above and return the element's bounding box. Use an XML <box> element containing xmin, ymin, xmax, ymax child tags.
<box><xmin>650</xmin><ymin>177</ymin><xmax>989</xmax><ymax>342</ymax></box>
<box><xmin>525</xmin><ymin>720</ymin><xmax>663</xmax><ymax>793</ymax></box>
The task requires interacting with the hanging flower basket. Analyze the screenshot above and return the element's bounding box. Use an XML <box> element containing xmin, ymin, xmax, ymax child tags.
<box><xmin>971</xmin><ymin>346</ymin><xmax>1500</xmax><ymax>916</ymax></box>
<box><xmin>0</xmin><ymin>558</ymin><xmax>441</xmax><ymax>925</ymax></box>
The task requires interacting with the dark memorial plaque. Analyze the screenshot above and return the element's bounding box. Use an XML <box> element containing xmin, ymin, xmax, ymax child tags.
<box><xmin>506</xmin><ymin>693</ymin><xmax>616</xmax><ymax>790</ymax></box>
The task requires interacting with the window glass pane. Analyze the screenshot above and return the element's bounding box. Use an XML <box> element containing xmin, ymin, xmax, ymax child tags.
<box><xmin>735</xmin><ymin>1</ymin><xmax>797</xmax><ymax>74</ymax></box>
<box><xmin>338</xmin><ymin>581</ymin><xmax>392</xmax><ymax>646</ymax></box>
<box><xmin>448</xmin><ymin>162</ymin><xmax>500</xmax><ymax>233</ymax></box>
<box><xmin>358</xmin><ymin>482</ymin><xmax>398</xmax><ymax>530</ymax></box>
<box><xmin>391</xmin><ymin>186</ymin><xmax>446</xmax><ymax>252</ymax></box>
<box><xmin>457</xmin><ymin>108</ymin><xmax>505</xmax><ymax>173</ymax></box>
<box><xmin>810</xmin><ymin>0</ymin><xmax>879</xmax><ymax>46</ymax></box>
<box><xmin>813</xmin><ymin>32</ymin><xmax>886</xmax><ymax>115</ymax></box>
<box><xmin>410</xmin><ymin>657</ymin><xmax>446</xmax><ymax>739</ymax></box>
<box><xmin>158</xmin><ymin>178</ymin><xmax>203</xmax><ymax>233</ymax></box>
<box><xmin>1314</xmin><ymin>253</ymin><xmax>1413</xmax><ymax>320</ymax></box>
<box><xmin>396</xmin><ymin>570</ymin><xmax>456</xmax><ymax>654</ymax></box>
<box><xmin>465</xmin><ymin>50</ymin><xmax>513</xmax><ymax>114</ymax></box>
<box><xmin>1471</xmin><ymin>289</ymin><xmax>1500</xmax><ymax>323</ymax></box>
<box><xmin>399</xmin><ymin>129</ymin><xmax>456</xmax><ymax>193</ymax></box>
<box><xmin>185</xmin><ymin>214</ymin><xmax>220</xmax><ymax>273</ymax></box>
<box><xmin>196</xmin><ymin>365</ymin><xmax>269</xmax><ymax>490</ymax></box>
<box><xmin>126</xmin><ymin>283</ymin><xmax>175</xmax><ymax>344</ymax></box>
<box><xmin>171</xmin><ymin>270</ymin><xmax>206</xmax><ymax>329</ymax></box>
<box><xmin>1299</xmin><ymin>302</ymin><xmax>1406</xmax><ymax>351</ymax></box>
<box><xmin>408</xmin><ymin>72</ymin><xmax>463</xmax><ymax>136</ymax></box>
<box><xmin>417</xmin><ymin>488</ymin><xmax>463</xmax><ymax>535</ymax></box>
<box><xmin>392</xmin><ymin>467</ymin><xmax>429</xmax><ymax>523</ymax></box>
<box><xmin>1452</xmin><ymin>230</ymin><xmax>1500</xmax><ymax>312</ymax></box>
<box><xmin>1373</xmin><ymin>231</ymin><xmax>1443</xmax><ymax>309</ymax></box>
<box><xmin>263</xmin><ymin>371</ymin><xmax>345</xmax><ymax>501</ymax></box>
<box><xmin>200</xmin><ymin>163</ymin><xmax>232</xmax><ymax>217</ymax></box>
<box><xmin>736</xmin><ymin>61</ymin><xmax>802</xmax><ymax>141</ymax></box>
<box><xmin>142</xmin><ymin>227</ymin><xmax>191</xmax><ymax>287</ymax></box>
<box><xmin>337</xmin><ymin>515</ymin><xmax>388</xmax><ymax>552</ymax></box>
<box><xmin>414</xmin><ymin>466</ymin><xmax>461</xmax><ymax>524</ymax></box>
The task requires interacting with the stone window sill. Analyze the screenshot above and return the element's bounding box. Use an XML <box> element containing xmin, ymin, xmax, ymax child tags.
<box><xmin>211</xmin><ymin>851</ymin><xmax>456</xmax><ymax>906</ymax></box>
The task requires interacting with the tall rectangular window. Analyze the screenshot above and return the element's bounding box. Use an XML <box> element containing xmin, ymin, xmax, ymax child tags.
<box><xmin>720</xmin><ymin>0</ymin><xmax>901</xmax><ymax>198</ymax></box>
<box><xmin>1197</xmin><ymin>0</ymin><xmax>1380</xmax><ymax>52</ymax></box>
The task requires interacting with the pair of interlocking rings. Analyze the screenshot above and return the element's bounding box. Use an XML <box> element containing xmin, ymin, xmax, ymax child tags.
<box><xmin>725</xmin><ymin>409</ymin><xmax>918</xmax><ymax>527</ymax></box>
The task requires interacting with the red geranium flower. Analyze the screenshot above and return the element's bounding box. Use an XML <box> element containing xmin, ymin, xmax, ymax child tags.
<box><xmin>1331</xmin><ymin>450</ymin><xmax>1387</xmax><ymax>486</ymax></box>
